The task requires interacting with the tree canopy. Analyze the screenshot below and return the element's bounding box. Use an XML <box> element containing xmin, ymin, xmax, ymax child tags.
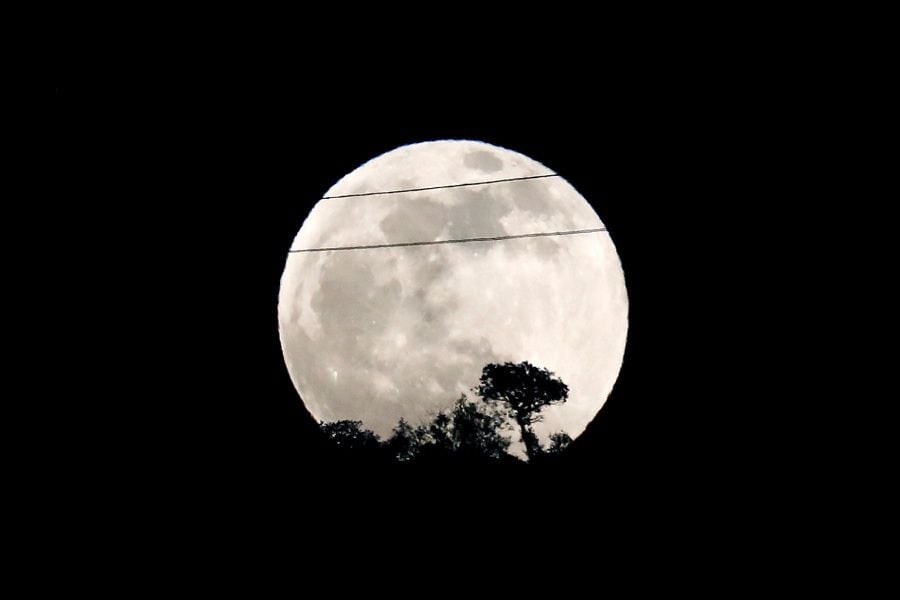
<box><xmin>320</xmin><ymin>420</ymin><xmax>381</xmax><ymax>452</ymax></box>
<box><xmin>476</xmin><ymin>361</ymin><xmax>569</xmax><ymax>461</ymax></box>
<box><xmin>320</xmin><ymin>362</ymin><xmax>573</xmax><ymax>464</ymax></box>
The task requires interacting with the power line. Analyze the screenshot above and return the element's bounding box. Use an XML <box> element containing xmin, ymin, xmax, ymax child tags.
<box><xmin>295</xmin><ymin>173</ymin><xmax>602</xmax><ymax>254</ymax></box>
<box><xmin>322</xmin><ymin>173</ymin><xmax>560</xmax><ymax>199</ymax></box>
<box><xmin>289</xmin><ymin>228</ymin><xmax>607</xmax><ymax>253</ymax></box>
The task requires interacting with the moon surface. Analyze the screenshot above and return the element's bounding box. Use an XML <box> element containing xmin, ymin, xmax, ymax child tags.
<box><xmin>278</xmin><ymin>140</ymin><xmax>628</xmax><ymax>454</ymax></box>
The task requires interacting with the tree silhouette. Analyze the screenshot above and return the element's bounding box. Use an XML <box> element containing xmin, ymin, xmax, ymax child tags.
<box><xmin>547</xmin><ymin>432</ymin><xmax>572</xmax><ymax>454</ymax></box>
<box><xmin>476</xmin><ymin>361</ymin><xmax>569</xmax><ymax>462</ymax></box>
<box><xmin>385</xmin><ymin>418</ymin><xmax>419</xmax><ymax>462</ymax></box>
<box><xmin>319</xmin><ymin>365</ymin><xmax>572</xmax><ymax>464</ymax></box>
<box><xmin>404</xmin><ymin>395</ymin><xmax>512</xmax><ymax>464</ymax></box>
<box><xmin>449</xmin><ymin>395</ymin><xmax>511</xmax><ymax>459</ymax></box>
<box><xmin>412</xmin><ymin>411</ymin><xmax>454</xmax><ymax>463</ymax></box>
<box><xmin>320</xmin><ymin>420</ymin><xmax>381</xmax><ymax>452</ymax></box>
<box><xmin>419</xmin><ymin>412</ymin><xmax>453</xmax><ymax>453</ymax></box>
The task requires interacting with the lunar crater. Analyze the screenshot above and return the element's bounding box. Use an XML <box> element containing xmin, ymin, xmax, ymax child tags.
<box><xmin>463</xmin><ymin>149</ymin><xmax>504</xmax><ymax>173</ymax></box>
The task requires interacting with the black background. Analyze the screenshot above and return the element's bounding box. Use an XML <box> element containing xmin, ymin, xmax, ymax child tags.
<box><xmin>48</xmin><ymin>42</ymin><xmax>792</xmax><ymax>576</ymax></box>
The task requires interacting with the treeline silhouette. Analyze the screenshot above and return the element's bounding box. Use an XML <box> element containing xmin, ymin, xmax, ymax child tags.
<box><xmin>320</xmin><ymin>361</ymin><xmax>573</xmax><ymax>465</ymax></box>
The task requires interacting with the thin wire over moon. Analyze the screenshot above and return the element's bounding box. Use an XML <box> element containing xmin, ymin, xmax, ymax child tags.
<box><xmin>288</xmin><ymin>227</ymin><xmax>608</xmax><ymax>253</ymax></box>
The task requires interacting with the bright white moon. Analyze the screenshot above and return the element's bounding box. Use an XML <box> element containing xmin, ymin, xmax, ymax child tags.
<box><xmin>278</xmin><ymin>140</ymin><xmax>628</xmax><ymax>453</ymax></box>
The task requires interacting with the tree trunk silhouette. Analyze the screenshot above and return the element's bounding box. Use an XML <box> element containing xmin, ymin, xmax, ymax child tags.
<box><xmin>515</xmin><ymin>414</ymin><xmax>540</xmax><ymax>462</ymax></box>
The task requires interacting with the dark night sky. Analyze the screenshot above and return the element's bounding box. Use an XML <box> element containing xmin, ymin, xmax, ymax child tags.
<box><xmin>48</xmin><ymin>43</ymin><xmax>798</xmax><ymax>564</ymax></box>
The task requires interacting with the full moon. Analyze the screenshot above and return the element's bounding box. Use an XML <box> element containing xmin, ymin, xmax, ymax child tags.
<box><xmin>278</xmin><ymin>140</ymin><xmax>628</xmax><ymax>456</ymax></box>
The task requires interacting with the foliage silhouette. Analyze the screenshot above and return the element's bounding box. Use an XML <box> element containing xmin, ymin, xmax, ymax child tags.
<box><xmin>385</xmin><ymin>418</ymin><xmax>418</xmax><ymax>462</ymax></box>
<box><xmin>449</xmin><ymin>395</ymin><xmax>511</xmax><ymax>459</ymax></box>
<box><xmin>420</xmin><ymin>412</ymin><xmax>453</xmax><ymax>453</ymax></box>
<box><xmin>320</xmin><ymin>420</ymin><xmax>381</xmax><ymax>452</ymax></box>
<box><xmin>319</xmin><ymin>362</ymin><xmax>573</xmax><ymax>465</ymax></box>
<box><xmin>476</xmin><ymin>361</ymin><xmax>569</xmax><ymax>462</ymax></box>
<box><xmin>385</xmin><ymin>395</ymin><xmax>512</xmax><ymax>464</ymax></box>
<box><xmin>547</xmin><ymin>432</ymin><xmax>573</xmax><ymax>454</ymax></box>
